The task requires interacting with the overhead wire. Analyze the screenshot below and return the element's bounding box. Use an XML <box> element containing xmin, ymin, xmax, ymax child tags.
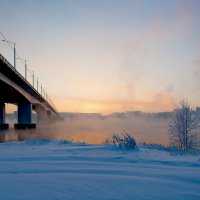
<box><xmin>0</xmin><ymin>30</ymin><xmax>57</xmax><ymax>111</ymax></box>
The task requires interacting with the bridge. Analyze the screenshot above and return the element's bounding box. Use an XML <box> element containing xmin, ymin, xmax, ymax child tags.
<box><xmin>0</xmin><ymin>53</ymin><xmax>58</xmax><ymax>129</ymax></box>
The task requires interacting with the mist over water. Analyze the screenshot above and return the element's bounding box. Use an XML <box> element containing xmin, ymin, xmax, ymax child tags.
<box><xmin>1</xmin><ymin>112</ymin><xmax>170</xmax><ymax>145</ymax></box>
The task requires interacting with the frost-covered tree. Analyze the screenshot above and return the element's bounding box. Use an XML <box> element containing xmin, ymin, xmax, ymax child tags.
<box><xmin>168</xmin><ymin>100</ymin><xmax>200</xmax><ymax>150</ymax></box>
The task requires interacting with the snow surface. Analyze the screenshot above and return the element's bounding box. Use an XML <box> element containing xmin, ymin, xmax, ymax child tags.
<box><xmin>0</xmin><ymin>140</ymin><xmax>199</xmax><ymax>200</ymax></box>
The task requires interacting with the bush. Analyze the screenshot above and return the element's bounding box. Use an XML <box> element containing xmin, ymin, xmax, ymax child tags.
<box><xmin>113</xmin><ymin>132</ymin><xmax>137</xmax><ymax>149</ymax></box>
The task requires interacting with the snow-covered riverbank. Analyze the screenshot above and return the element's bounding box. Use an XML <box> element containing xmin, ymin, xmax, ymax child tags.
<box><xmin>0</xmin><ymin>140</ymin><xmax>199</xmax><ymax>200</ymax></box>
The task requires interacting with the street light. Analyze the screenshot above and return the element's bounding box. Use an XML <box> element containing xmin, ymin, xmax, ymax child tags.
<box><xmin>32</xmin><ymin>71</ymin><xmax>35</xmax><ymax>87</ymax></box>
<box><xmin>2</xmin><ymin>39</ymin><xmax>16</xmax><ymax>69</ymax></box>
<box><xmin>43</xmin><ymin>89</ymin><xmax>45</xmax><ymax>98</ymax></box>
<box><xmin>41</xmin><ymin>84</ymin><xmax>43</xmax><ymax>96</ymax></box>
<box><xmin>27</xmin><ymin>68</ymin><xmax>34</xmax><ymax>87</ymax></box>
<box><xmin>16</xmin><ymin>57</ymin><xmax>27</xmax><ymax>80</ymax></box>
<box><xmin>37</xmin><ymin>78</ymin><xmax>39</xmax><ymax>92</ymax></box>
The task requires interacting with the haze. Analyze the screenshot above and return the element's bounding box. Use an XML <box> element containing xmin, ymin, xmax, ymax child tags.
<box><xmin>0</xmin><ymin>0</ymin><xmax>200</xmax><ymax>114</ymax></box>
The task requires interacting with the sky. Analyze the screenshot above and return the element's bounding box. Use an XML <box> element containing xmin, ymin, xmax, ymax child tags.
<box><xmin>0</xmin><ymin>0</ymin><xmax>200</xmax><ymax>114</ymax></box>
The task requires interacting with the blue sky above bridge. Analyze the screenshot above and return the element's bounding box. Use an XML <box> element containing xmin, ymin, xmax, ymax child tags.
<box><xmin>0</xmin><ymin>0</ymin><xmax>200</xmax><ymax>113</ymax></box>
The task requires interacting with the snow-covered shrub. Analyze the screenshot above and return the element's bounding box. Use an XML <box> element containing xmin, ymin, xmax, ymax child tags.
<box><xmin>113</xmin><ymin>132</ymin><xmax>137</xmax><ymax>149</ymax></box>
<box><xmin>102</xmin><ymin>138</ymin><xmax>112</xmax><ymax>144</ymax></box>
<box><xmin>140</xmin><ymin>143</ymin><xmax>166</xmax><ymax>150</ymax></box>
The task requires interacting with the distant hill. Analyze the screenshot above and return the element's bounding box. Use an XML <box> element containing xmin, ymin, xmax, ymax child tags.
<box><xmin>6</xmin><ymin>107</ymin><xmax>200</xmax><ymax>121</ymax></box>
<box><xmin>59</xmin><ymin>111</ymin><xmax>173</xmax><ymax>120</ymax></box>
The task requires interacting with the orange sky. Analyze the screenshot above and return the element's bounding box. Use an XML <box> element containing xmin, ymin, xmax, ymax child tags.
<box><xmin>52</xmin><ymin>91</ymin><xmax>175</xmax><ymax>114</ymax></box>
<box><xmin>1</xmin><ymin>1</ymin><xmax>200</xmax><ymax>114</ymax></box>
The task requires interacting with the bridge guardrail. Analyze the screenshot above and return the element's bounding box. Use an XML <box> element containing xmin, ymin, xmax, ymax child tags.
<box><xmin>0</xmin><ymin>53</ymin><xmax>57</xmax><ymax>113</ymax></box>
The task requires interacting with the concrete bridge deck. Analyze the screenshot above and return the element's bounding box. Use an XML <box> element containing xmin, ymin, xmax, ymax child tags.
<box><xmin>0</xmin><ymin>53</ymin><xmax>58</xmax><ymax>129</ymax></box>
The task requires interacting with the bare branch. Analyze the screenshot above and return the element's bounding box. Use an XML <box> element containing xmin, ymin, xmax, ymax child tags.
<box><xmin>168</xmin><ymin>100</ymin><xmax>200</xmax><ymax>150</ymax></box>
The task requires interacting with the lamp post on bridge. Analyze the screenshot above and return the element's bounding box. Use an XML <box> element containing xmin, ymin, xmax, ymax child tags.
<box><xmin>32</xmin><ymin>71</ymin><xmax>35</xmax><ymax>87</ymax></box>
<box><xmin>43</xmin><ymin>89</ymin><xmax>45</xmax><ymax>99</ymax></box>
<box><xmin>16</xmin><ymin>57</ymin><xmax>27</xmax><ymax>80</ymax></box>
<box><xmin>41</xmin><ymin>84</ymin><xmax>43</xmax><ymax>96</ymax></box>
<box><xmin>27</xmin><ymin>69</ymin><xmax>35</xmax><ymax>88</ymax></box>
<box><xmin>2</xmin><ymin>39</ymin><xmax>16</xmax><ymax>69</ymax></box>
<box><xmin>37</xmin><ymin>78</ymin><xmax>39</xmax><ymax>92</ymax></box>
<box><xmin>46</xmin><ymin>93</ymin><xmax>48</xmax><ymax>102</ymax></box>
<box><xmin>46</xmin><ymin>92</ymin><xmax>48</xmax><ymax>101</ymax></box>
<box><xmin>25</xmin><ymin>60</ymin><xmax>27</xmax><ymax>80</ymax></box>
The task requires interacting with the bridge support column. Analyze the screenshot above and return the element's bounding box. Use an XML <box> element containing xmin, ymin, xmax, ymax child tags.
<box><xmin>18</xmin><ymin>103</ymin><xmax>32</xmax><ymax>124</ymax></box>
<box><xmin>37</xmin><ymin>110</ymin><xmax>48</xmax><ymax>123</ymax></box>
<box><xmin>0</xmin><ymin>103</ymin><xmax>9</xmax><ymax>130</ymax></box>
<box><xmin>14</xmin><ymin>103</ymin><xmax>36</xmax><ymax>129</ymax></box>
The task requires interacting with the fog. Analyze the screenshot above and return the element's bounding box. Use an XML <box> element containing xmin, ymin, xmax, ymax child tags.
<box><xmin>1</xmin><ymin>112</ymin><xmax>171</xmax><ymax>145</ymax></box>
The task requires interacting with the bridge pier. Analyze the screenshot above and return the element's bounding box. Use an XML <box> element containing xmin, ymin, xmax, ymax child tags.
<box><xmin>35</xmin><ymin>109</ymin><xmax>47</xmax><ymax>123</ymax></box>
<box><xmin>0</xmin><ymin>103</ymin><xmax>9</xmax><ymax>129</ymax></box>
<box><xmin>14</xmin><ymin>103</ymin><xmax>36</xmax><ymax>129</ymax></box>
<box><xmin>39</xmin><ymin>111</ymin><xmax>56</xmax><ymax>122</ymax></box>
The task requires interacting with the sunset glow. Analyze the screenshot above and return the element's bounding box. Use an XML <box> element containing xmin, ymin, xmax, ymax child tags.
<box><xmin>0</xmin><ymin>0</ymin><xmax>200</xmax><ymax>113</ymax></box>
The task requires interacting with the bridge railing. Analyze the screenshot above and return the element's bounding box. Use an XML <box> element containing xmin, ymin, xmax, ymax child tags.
<box><xmin>0</xmin><ymin>32</ymin><xmax>57</xmax><ymax>113</ymax></box>
<box><xmin>0</xmin><ymin>53</ymin><xmax>57</xmax><ymax>113</ymax></box>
